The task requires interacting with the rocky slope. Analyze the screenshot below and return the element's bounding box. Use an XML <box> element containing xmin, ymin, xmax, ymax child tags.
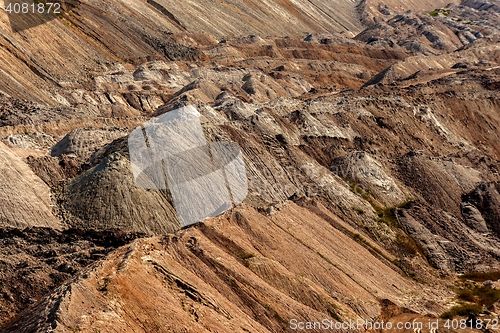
<box><xmin>0</xmin><ymin>227</ymin><xmax>143</xmax><ymax>328</ymax></box>
<box><xmin>1</xmin><ymin>202</ymin><xmax>448</xmax><ymax>332</ymax></box>
<box><xmin>0</xmin><ymin>0</ymin><xmax>499</xmax><ymax>332</ymax></box>
<box><xmin>0</xmin><ymin>142</ymin><xmax>61</xmax><ymax>229</ymax></box>
<box><xmin>358</xmin><ymin>0</ymin><xmax>461</xmax><ymax>26</ymax></box>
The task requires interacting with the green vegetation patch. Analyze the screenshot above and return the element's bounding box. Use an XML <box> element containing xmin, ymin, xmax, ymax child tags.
<box><xmin>237</xmin><ymin>252</ymin><xmax>255</xmax><ymax>268</ymax></box>
<box><xmin>327</xmin><ymin>307</ymin><xmax>341</xmax><ymax>321</ymax></box>
<box><xmin>395</xmin><ymin>232</ymin><xmax>425</xmax><ymax>257</ymax></box>
<box><xmin>429</xmin><ymin>8</ymin><xmax>451</xmax><ymax>17</ymax></box>
<box><xmin>237</xmin><ymin>252</ymin><xmax>255</xmax><ymax>260</ymax></box>
<box><xmin>456</xmin><ymin>284</ymin><xmax>500</xmax><ymax>307</ymax></box>
<box><xmin>441</xmin><ymin>273</ymin><xmax>500</xmax><ymax>318</ymax></box>
<box><xmin>441</xmin><ymin>303</ymin><xmax>483</xmax><ymax>319</ymax></box>
<box><xmin>460</xmin><ymin>271</ymin><xmax>500</xmax><ymax>282</ymax></box>
<box><xmin>351</xmin><ymin>206</ymin><xmax>365</xmax><ymax>215</ymax></box>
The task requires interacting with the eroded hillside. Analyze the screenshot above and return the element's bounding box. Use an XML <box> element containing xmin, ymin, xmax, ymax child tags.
<box><xmin>2</xmin><ymin>202</ymin><xmax>449</xmax><ymax>332</ymax></box>
<box><xmin>0</xmin><ymin>0</ymin><xmax>499</xmax><ymax>332</ymax></box>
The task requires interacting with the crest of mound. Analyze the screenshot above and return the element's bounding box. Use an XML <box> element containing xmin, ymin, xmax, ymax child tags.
<box><xmin>363</xmin><ymin>44</ymin><xmax>500</xmax><ymax>87</ymax></box>
<box><xmin>334</xmin><ymin>151</ymin><xmax>407</xmax><ymax>205</ymax></box>
<box><xmin>60</xmin><ymin>152</ymin><xmax>180</xmax><ymax>235</ymax></box>
<box><xmin>0</xmin><ymin>142</ymin><xmax>61</xmax><ymax>229</ymax></box>
<box><xmin>175</xmin><ymin>79</ymin><xmax>223</xmax><ymax>103</ymax></box>
<box><xmin>51</xmin><ymin>127</ymin><xmax>128</xmax><ymax>161</ymax></box>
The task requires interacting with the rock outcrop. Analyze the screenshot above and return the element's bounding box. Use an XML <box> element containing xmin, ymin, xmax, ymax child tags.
<box><xmin>0</xmin><ymin>142</ymin><xmax>61</xmax><ymax>229</ymax></box>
